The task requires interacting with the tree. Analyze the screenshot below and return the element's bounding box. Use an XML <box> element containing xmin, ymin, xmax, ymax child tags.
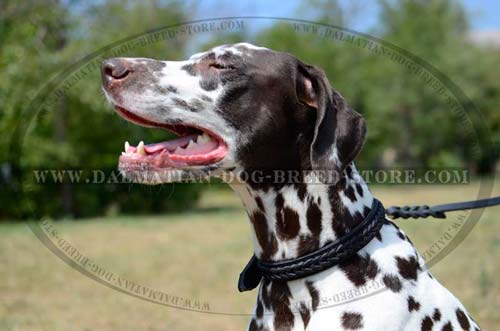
<box><xmin>1</xmin><ymin>1</ymin><xmax>202</xmax><ymax>219</ymax></box>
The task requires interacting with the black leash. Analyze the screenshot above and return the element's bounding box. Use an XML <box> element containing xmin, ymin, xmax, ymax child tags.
<box><xmin>386</xmin><ymin>196</ymin><xmax>500</xmax><ymax>219</ymax></box>
<box><xmin>238</xmin><ymin>196</ymin><xmax>500</xmax><ymax>292</ymax></box>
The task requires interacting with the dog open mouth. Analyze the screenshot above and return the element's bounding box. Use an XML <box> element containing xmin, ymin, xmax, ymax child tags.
<box><xmin>116</xmin><ymin>106</ymin><xmax>228</xmax><ymax>170</ymax></box>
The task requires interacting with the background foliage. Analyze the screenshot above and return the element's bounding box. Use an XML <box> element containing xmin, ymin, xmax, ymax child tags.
<box><xmin>0</xmin><ymin>0</ymin><xmax>499</xmax><ymax>219</ymax></box>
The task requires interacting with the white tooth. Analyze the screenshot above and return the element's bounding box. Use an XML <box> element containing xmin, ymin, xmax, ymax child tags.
<box><xmin>198</xmin><ymin>133</ymin><xmax>210</xmax><ymax>144</ymax></box>
<box><xmin>174</xmin><ymin>146</ymin><xmax>182</xmax><ymax>153</ymax></box>
<box><xmin>186</xmin><ymin>140</ymin><xmax>196</xmax><ymax>149</ymax></box>
<box><xmin>121</xmin><ymin>152</ymin><xmax>126</xmax><ymax>156</ymax></box>
<box><xmin>137</xmin><ymin>141</ymin><xmax>145</xmax><ymax>155</ymax></box>
<box><xmin>125</xmin><ymin>141</ymin><xmax>130</xmax><ymax>152</ymax></box>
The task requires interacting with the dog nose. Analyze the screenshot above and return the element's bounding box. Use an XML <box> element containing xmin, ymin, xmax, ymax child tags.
<box><xmin>101</xmin><ymin>58</ymin><xmax>132</xmax><ymax>87</ymax></box>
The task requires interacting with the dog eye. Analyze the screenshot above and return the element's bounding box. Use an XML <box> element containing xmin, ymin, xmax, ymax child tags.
<box><xmin>209</xmin><ymin>63</ymin><xmax>235</xmax><ymax>70</ymax></box>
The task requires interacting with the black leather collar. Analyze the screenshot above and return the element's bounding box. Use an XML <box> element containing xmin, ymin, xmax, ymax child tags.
<box><xmin>238</xmin><ymin>198</ymin><xmax>386</xmax><ymax>292</ymax></box>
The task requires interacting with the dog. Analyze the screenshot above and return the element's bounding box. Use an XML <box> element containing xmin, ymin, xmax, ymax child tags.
<box><xmin>101</xmin><ymin>43</ymin><xmax>480</xmax><ymax>331</ymax></box>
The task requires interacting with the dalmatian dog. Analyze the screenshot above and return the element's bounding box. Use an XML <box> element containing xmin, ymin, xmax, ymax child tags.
<box><xmin>101</xmin><ymin>43</ymin><xmax>481</xmax><ymax>331</ymax></box>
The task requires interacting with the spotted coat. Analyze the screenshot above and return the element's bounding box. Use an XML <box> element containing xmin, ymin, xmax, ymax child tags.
<box><xmin>233</xmin><ymin>164</ymin><xmax>480</xmax><ymax>331</ymax></box>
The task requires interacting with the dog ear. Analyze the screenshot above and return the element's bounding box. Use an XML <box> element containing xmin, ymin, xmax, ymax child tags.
<box><xmin>296</xmin><ymin>64</ymin><xmax>366</xmax><ymax>175</ymax></box>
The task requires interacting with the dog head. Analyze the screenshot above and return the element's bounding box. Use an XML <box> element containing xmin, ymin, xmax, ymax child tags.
<box><xmin>101</xmin><ymin>43</ymin><xmax>366</xmax><ymax>184</ymax></box>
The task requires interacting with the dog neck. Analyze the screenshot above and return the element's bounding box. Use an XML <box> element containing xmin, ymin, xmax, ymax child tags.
<box><xmin>230</xmin><ymin>163</ymin><xmax>374</xmax><ymax>261</ymax></box>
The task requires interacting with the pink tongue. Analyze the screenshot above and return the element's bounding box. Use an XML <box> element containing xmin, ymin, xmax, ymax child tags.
<box><xmin>144</xmin><ymin>135</ymin><xmax>198</xmax><ymax>154</ymax></box>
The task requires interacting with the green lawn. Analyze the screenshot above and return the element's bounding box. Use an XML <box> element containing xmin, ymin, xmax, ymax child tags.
<box><xmin>1</xmin><ymin>180</ymin><xmax>499</xmax><ymax>330</ymax></box>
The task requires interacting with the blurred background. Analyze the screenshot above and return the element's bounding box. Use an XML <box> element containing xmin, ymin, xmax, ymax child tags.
<box><xmin>0</xmin><ymin>1</ymin><xmax>499</xmax><ymax>330</ymax></box>
<box><xmin>1</xmin><ymin>0</ymin><xmax>499</xmax><ymax>219</ymax></box>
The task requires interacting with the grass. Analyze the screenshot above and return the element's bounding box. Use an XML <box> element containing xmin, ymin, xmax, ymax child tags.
<box><xmin>1</xmin><ymin>179</ymin><xmax>499</xmax><ymax>330</ymax></box>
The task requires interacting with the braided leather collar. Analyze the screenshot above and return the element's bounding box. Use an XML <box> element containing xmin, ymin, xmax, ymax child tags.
<box><xmin>238</xmin><ymin>198</ymin><xmax>386</xmax><ymax>292</ymax></box>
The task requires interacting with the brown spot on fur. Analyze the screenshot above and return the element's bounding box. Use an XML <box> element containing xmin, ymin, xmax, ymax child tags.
<box><xmin>297</xmin><ymin>235</ymin><xmax>319</xmax><ymax>256</ymax></box>
<box><xmin>328</xmin><ymin>185</ymin><xmax>369</xmax><ymax>238</ymax></box>
<box><xmin>250</xmin><ymin>211</ymin><xmax>277</xmax><ymax>260</ymax></box>
<box><xmin>408</xmin><ymin>296</ymin><xmax>421</xmax><ymax>312</ymax></box>
<box><xmin>345</xmin><ymin>165</ymin><xmax>353</xmax><ymax>176</ymax></box>
<box><xmin>396</xmin><ymin>256</ymin><xmax>420</xmax><ymax>280</ymax></box>
<box><xmin>276</xmin><ymin>206</ymin><xmax>300</xmax><ymax>240</ymax></box>
<box><xmin>366</xmin><ymin>258</ymin><xmax>379</xmax><ymax>279</ymax></box>
<box><xmin>329</xmin><ymin>187</ymin><xmax>350</xmax><ymax>237</ymax></box>
<box><xmin>275</xmin><ymin>192</ymin><xmax>284</xmax><ymax>210</ymax></box>
<box><xmin>172</xmin><ymin>97</ymin><xmax>198</xmax><ymax>112</ymax></box>
<box><xmin>181</xmin><ymin>63</ymin><xmax>196</xmax><ymax>75</ymax></box>
<box><xmin>269</xmin><ymin>281</ymin><xmax>295</xmax><ymax>331</ymax></box>
<box><xmin>305</xmin><ymin>281</ymin><xmax>319</xmax><ymax>311</ymax></box>
<box><xmin>275</xmin><ymin>193</ymin><xmax>299</xmax><ymax>239</ymax></box>
<box><xmin>269</xmin><ymin>236</ymin><xmax>278</xmax><ymax>260</ymax></box>
<box><xmin>261</xmin><ymin>280</ymin><xmax>271</xmax><ymax>310</ymax></box>
<box><xmin>306</xmin><ymin>199</ymin><xmax>322</xmax><ymax>236</ymax></box>
<box><xmin>340</xmin><ymin>254</ymin><xmax>379</xmax><ymax>287</ymax></box>
<box><xmin>355</xmin><ymin>183</ymin><xmax>364</xmax><ymax>196</ymax></box>
<box><xmin>337</xmin><ymin>175</ymin><xmax>347</xmax><ymax>190</ymax></box>
<box><xmin>383</xmin><ymin>274</ymin><xmax>402</xmax><ymax>292</ymax></box>
<box><xmin>255</xmin><ymin>196</ymin><xmax>265</xmax><ymax>212</ymax></box>
<box><xmin>456</xmin><ymin>308</ymin><xmax>470</xmax><ymax>330</ymax></box>
<box><xmin>442</xmin><ymin>321</ymin><xmax>453</xmax><ymax>331</ymax></box>
<box><xmin>295</xmin><ymin>183</ymin><xmax>307</xmax><ymax>201</ymax></box>
<box><xmin>249</xmin><ymin>318</ymin><xmax>258</xmax><ymax>331</ymax></box>
<box><xmin>341</xmin><ymin>312</ymin><xmax>363</xmax><ymax>330</ymax></box>
<box><xmin>433</xmin><ymin>308</ymin><xmax>442</xmax><ymax>321</ymax></box>
<box><xmin>256</xmin><ymin>300</ymin><xmax>263</xmax><ymax>318</ymax></box>
<box><xmin>298</xmin><ymin>303</ymin><xmax>310</xmax><ymax>328</ymax></box>
<box><xmin>345</xmin><ymin>185</ymin><xmax>357</xmax><ymax>202</ymax></box>
<box><xmin>421</xmin><ymin>316</ymin><xmax>434</xmax><ymax>331</ymax></box>
<box><xmin>275</xmin><ymin>193</ymin><xmax>299</xmax><ymax>240</ymax></box>
<box><xmin>251</xmin><ymin>211</ymin><xmax>269</xmax><ymax>256</ymax></box>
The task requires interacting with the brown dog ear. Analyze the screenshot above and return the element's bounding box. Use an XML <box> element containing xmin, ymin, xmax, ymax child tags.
<box><xmin>296</xmin><ymin>63</ymin><xmax>366</xmax><ymax>175</ymax></box>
